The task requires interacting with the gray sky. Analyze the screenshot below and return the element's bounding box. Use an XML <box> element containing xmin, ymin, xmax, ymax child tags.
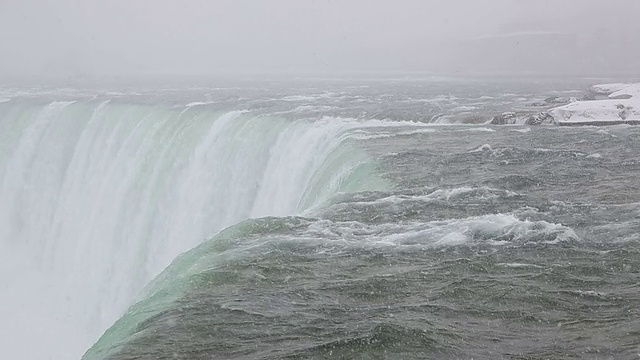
<box><xmin>1</xmin><ymin>0</ymin><xmax>638</xmax><ymax>78</ymax></box>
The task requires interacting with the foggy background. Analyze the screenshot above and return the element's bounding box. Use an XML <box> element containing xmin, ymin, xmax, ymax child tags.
<box><xmin>1</xmin><ymin>0</ymin><xmax>639</xmax><ymax>79</ymax></box>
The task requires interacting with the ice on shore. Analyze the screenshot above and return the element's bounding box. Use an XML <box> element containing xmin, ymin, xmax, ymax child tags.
<box><xmin>549</xmin><ymin>83</ymin><xmax>640</xmax><ymax>125</ymax></box>
<box><xmin>591</xmin><ymin>83</ymin><xmax>640</xmax><ymax>99</ymax></box>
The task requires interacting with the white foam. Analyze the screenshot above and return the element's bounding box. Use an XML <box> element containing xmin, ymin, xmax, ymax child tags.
<box><xmin>427</xmin><ymin>187</ymin><xmax>519</xmax><ymax>201</ymax></box>
<box><xmin>349</xmin><ymin>128</ymin><xmax>436</xmax><ymax>140</ymax></box>
<box><xmin>457</xmin><ymin>127</ymin><xmax>495</xmax><ymax>132</ymax></box>
<box><xmin>281</xmin><ymin>93</ymin><xmax>334</xmax><ymax>102</ymax></box>
<box><xmin>565</xmin><ymin>290</ymin><xmax>607</xmax><ymax>298</ymax></box>
<box><xmin>185</xmin><ymin>101</ymin><xmax>219</xmax><ymax>107</ymax></box>
<box><xmin>274</xmin><ymin>105</ymin><xmax>339</xmax><ymax>114</ymax></box>
<box><xmin>400</xmin><ymin>95</ymin><xmax>458</xmax><ymax>103</ymax></box>
<box><xmin>469</xmin><ymin>144</ymin><xmax>493</xmax><ymax>153</ymax></box>
<box><xmin>497</xmin><ymin>263</ymin><xmax>543</xmax><ymax>268</ymax></box>
<box><xmin>367</xmin><ymin>214</ymin><xmax>579</xmax><ymax>248</ymax></box>
<box><xmin>328</xmin><ymin>187</ymin><xmax>519</xmax><ymax>211</ymax></box>
<box><xmin>453</xmin><ymin>105</ymin><xmax>477</xmax><ymax>111</ymax></box>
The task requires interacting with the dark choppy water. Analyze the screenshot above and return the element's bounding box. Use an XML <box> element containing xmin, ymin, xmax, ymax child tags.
<box><xmin>82</xmin><ymin>80</ymin><xmax>640</xmax><ymax>359</ymax></box>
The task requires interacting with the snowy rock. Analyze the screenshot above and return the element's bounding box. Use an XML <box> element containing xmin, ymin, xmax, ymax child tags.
<box><xmin>525</xmin><ymin>112</ymin><xmax>555</xmax><ymax>125</ymax></box>
<box><xmin>549</xmin><ymin>83</ymin><xmax>640</xmax><ymax>125</ymax></box>
<box><xmin>490</xmin><ymin>112</ymin><xmax>517</xmax><ymax>125</ymax></box>
<box><xmin>590</xmin><ymin>83</ymin><xmax>640</xmax><ymax>99</ymax></box>
<box><xmin>545</xmin><ymin>96</ymin><xmax>570</xmax><ymax>104</ymax></box>
<box><xmin>490</xmin><ymin>111</ymin><xmax>555</xmax><ymax>125</ymax></box>
<box><xmin>608</xmin><ymin>84</ymin><xmax>640</xmax><ymax>100</ymax></box>
<box><xmin>591</xmin><ymin>83</ymin><xmax>629</xmax><ymax>95</ymax></box>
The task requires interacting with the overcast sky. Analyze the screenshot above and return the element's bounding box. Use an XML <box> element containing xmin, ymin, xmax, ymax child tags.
<box><xmin>1</xmin><ymin>0</ymin><xmax>638</xmax><ymax>78</ymax></box>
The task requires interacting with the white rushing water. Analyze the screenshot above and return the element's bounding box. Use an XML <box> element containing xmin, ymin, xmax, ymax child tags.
<box><xmin>0</xmin><ymin>98</ymin><xmax>395</xmax><ymax>359</ymax></box>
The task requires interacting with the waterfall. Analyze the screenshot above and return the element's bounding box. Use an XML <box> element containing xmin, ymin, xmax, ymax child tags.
<box><xmin>0</xmin><ymin>99</ymin><xmax>388</xmax><ymax>359</ymax></box>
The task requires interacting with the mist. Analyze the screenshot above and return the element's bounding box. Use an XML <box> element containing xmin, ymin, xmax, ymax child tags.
<box><xmin>1</xmin><ymin>0</ymin><xmax>638</xmax><ymax>79</ymax></box>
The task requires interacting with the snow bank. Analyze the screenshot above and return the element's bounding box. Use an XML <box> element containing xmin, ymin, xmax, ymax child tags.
<box><xmin>591</xmin><ymin>83</ymin><xmax>640</xmax><ymax>99</ymax></box>
<box><xmin>591</xmin><ymin>83</ymin><xmax>629</xmax><ymax>95</ymax></box>
<box><xmin>607</xmin><ymin>83</ymin><xmax>640</xmax><ymax>100</ymax></box>
<box><xmin>549</xmin><ymin>83</ymin><xmax>640</xmax><ymax>125</ymax></box>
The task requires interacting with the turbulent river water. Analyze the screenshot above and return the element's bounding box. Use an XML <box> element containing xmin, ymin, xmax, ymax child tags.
<box><xmin>1</xmin><ymin>77</ymin><xmax>639</xmax><ymax>359</ymax></box>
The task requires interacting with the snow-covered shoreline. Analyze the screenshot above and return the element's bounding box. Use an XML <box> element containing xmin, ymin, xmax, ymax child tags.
<box><xmin>549</xmin><ymin>83</ymin><xmax>640</xmax><ymax>125</ymax></box>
